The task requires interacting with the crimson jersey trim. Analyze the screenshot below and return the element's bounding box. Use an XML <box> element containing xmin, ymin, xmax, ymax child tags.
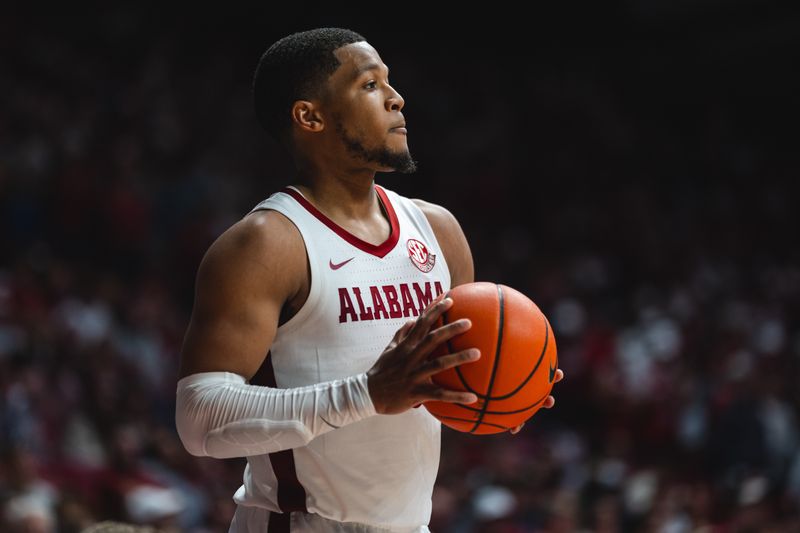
<box><xmin>251</xmin><ymin>351</ymin><xmax>308</xmax><ymax>521</ymax></box>
<box><xmin>282</xmin><ymin>185</ymin><xmax>400</xmax><ymax>258</ymax></box>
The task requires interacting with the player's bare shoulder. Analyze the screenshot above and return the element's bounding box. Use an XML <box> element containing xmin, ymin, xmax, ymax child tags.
<box><xmin>201</xmin><ymin>210</ymin><xmax>305</xmax><ymax>284</ymax></box>
<box><xmin>411</xmin><ymin>198</ymin><xmax>474</xmax><ymax>286</ymax></box>
<box><xmin>192</xmin><ymin>209</ymin><xmax>308</xmax><ymax>320</ymax></box>
<box><xmin>411</xmin><ymin>198</ymin><xmax>456</xmax><ymax>226</ymax></box>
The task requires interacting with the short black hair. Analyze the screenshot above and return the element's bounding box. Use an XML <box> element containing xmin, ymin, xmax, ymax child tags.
<box><xmin>253</xmin><ymin>27</ymin><xmax>366</xmax><ymax>144</ymax></box>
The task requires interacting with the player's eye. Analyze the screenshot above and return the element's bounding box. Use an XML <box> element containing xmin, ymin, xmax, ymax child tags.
<box><xmin>364</xmin><ymin>81</ymin><xmax>377</xmax><ymax>90</ymax></box>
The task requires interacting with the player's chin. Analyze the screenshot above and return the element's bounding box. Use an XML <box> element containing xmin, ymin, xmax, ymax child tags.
<box><xmin>375</xmin><ymin>147</ymin><xmax>417</xmax><ymax>174</ymax></box>
<box><xmin>389</xmin><ymin>156</ymin><xmax>418</xmax><ymax>174</ymax></box>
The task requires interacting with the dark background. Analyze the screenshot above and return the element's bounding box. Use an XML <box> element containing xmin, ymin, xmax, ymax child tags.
<box><xmin>2</xmin><ymin>2</ymin><xmax>800</xmax><ymax>532</ymax></box>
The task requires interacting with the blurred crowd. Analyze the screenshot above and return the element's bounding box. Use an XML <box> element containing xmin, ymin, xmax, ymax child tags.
<box><xmin>2</xmin><ymin>5</ymin><xmax>799</xmax><ymax>533</ymax></box>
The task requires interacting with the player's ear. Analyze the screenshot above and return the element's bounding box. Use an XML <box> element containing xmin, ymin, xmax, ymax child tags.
<box><xmin>291</xmin><ymin>100</ymin><xmax>324</xmax><ymax>133</ymax></box>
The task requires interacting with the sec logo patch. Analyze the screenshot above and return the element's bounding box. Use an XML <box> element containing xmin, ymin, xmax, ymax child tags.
<box><xmin>407</xmin><ymin>238</ymin><xmax>436</xmax><ymax>272</ymax></box>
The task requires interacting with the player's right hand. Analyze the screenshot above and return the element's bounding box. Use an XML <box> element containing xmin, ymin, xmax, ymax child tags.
<box><xmin>366</xmin><ymin>296</ymin><xmax>480</xmax><ymax>415</ymax></box>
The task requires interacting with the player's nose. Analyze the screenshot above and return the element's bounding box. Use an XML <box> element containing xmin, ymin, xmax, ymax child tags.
<box><xmin>386</xmin><ymin>84</ymin><xmax>404</xmax><ymax>111</ymax></box>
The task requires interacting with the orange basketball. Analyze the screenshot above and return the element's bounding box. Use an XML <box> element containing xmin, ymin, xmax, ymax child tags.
<box><xmin>424</xmin><ymin>281</ymin><xmax>558</xmax><ymax>434</ymax></box>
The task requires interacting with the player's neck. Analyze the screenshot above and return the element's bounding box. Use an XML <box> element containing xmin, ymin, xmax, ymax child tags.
<box><xmin>293</xmin><ymin>173</ymin><xmax>380</xmax><ymax>220</ymax></box>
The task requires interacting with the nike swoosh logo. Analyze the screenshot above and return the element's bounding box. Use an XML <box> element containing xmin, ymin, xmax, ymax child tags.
<box><xmin>329</xmin><ymin>257</ymin><xmax>355</xmax><ymax>270</ymax></box>
<box><xmin>549</xmin><ymin>360</ymin><xmax>557</xmax><ymax>383</ymax></box>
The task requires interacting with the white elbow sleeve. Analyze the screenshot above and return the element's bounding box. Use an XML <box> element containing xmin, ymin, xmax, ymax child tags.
<box><xmin>175</xmin><ymin>371</ymin><xmax>376</xmax><ymax>459</ymax></box>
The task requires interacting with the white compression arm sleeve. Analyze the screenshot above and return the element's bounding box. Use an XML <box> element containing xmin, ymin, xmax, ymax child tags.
<box><xmin>175</xmin><ymin>371</ymin><xmax>376</xmax><ymax>459</ymax></box>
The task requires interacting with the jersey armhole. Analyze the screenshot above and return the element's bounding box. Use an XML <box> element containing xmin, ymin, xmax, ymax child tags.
<box><xmin>249</xmin><ymin>206</ymin><xmax>323</xmax><ymax>336</ymax></box>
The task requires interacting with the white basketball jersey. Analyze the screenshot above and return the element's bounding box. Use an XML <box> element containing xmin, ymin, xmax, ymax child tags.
<box><xmin>231</xmin><ymin>184</ymin><xmax>451</xmax><ymax>532</ymax></box>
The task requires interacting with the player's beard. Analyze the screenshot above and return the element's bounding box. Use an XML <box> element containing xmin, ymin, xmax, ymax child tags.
<box><xmin>334</xmin><ymin>117</ymin><xmax>417</xmax><ymax>174</ymax></box>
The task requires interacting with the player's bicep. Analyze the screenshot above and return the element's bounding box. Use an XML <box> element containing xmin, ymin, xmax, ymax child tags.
<box><xmin>178</xmin><ymin>217</ymin><xmax>300</xmax><ymax>380</ymax></box>
<box><xmin>179</xmin><ymin>262</ymin><xmax>280</xmax><ymax>379</ymax></box>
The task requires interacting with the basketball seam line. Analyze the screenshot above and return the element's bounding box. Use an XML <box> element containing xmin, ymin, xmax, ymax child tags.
<box><xmin>448</xmin><ymin>308</ymin><xmax>481</xmax><ymax>396</ymax></box>
<box><xmin>546</xmin><ymin>316</ymin><xmax>558</xmax><ymax>384</ymax></box>
<box><xmin>448</xmin><ymin>391</ymin><xmax>550</xmax><ymax>415</ymax></box>
<box><xmin>435</xmin><ymin>414</ymin><xmax>511</xmax><ymax>431</ymax></box>
<box><xmin>469</xmin><ymin>284</ymin><xmax>504</xmax><ymax>434</ymax></box>
<box><xmin>453</xmin><ymin>354</ymin><xmax>478</xmax><ymax>395</ymax></box>
<box><xmin>486</xmin><ymin>315</ymin><xmax>550</xmax><ymax>401</ymax></box>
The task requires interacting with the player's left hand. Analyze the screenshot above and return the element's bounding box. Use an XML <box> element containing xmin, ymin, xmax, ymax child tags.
<box><xmin>509</xmin><ymin>368</ymin><xmax>564</xmax><ymax>434</ymax></box>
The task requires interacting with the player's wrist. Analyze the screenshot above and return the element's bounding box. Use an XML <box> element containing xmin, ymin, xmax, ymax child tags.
<box><xmin>350</xmin><ymin>372</ymin><xmax>377</xmax><ymax>419</ymax></box>
<box><xmin>364</xmin><ymin>369</ymin><xmax>391</xmax><ymax>414</ymax></box>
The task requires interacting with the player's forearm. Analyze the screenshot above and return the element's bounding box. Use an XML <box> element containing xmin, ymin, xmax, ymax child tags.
<box><xmin>175</xmin><ymin>371</ymin><xmax>375</xmax><ymax>458</ymax></box>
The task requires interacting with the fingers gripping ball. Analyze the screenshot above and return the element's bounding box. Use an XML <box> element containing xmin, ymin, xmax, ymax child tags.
<box><xmin>424</xmin><ymin>282</ymin><xmax>558</xmax><ymax>434</ymax></box>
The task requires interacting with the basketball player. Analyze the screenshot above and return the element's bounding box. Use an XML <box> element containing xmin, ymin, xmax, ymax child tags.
<box><xmin>175</xmin><ymin>28</ymin><xmax>564</xmax><ymax>532</ymax></box>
